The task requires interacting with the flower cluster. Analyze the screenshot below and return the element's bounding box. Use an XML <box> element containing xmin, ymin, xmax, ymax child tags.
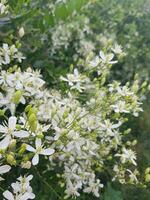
<box><xmin>50</xmin><ymin>16</ymin><xmax>91</xmax><ymax>55</ymax></box>
<box><xmin>3</xmin><ymin>175</ymin><xmax>35</xmax><ymax>200</ymax></box>
<box><xmin>0</xmin><ymin>45</ymin><xmax>145</xmax><ymax>198</ymax></box>
<box><xmin>0</xmin><ymin>43</ymin><xmax>25</xmax><ymax>67</ymax></box>
<box><xmin>0</xmin><ymin>2</ymin><xmax>147</xmax><ymax>199</ymax></box>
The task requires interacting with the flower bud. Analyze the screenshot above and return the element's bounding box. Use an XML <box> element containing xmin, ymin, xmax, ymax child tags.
<box><xmin>126</xmin><ymin>141</ymin><xmax>131</xmax><ymax>146</ymax></box>
<box><xmin>25</xmin><ymin>105</ymin><xmax>32</xmax><ymax>113</ymax></box>
<box><xmin>32</xmin><ymin>107</ymin><xmax>38</xmax><ymax>115</ymax></box>
<box><xmin>13</xmin><ymin>90</ymin><xmax>22</xmax><ymax>104</ymax></box>
<box><xmin>18</xmin><ymin>143</ymin><xmax>26</xmax><ymax>154</ymax></box>
<box><xmin>28</xmin><ymin>113</ymin><xmax>37</xmax><ymax>123</ymax></box>
<box><xmin>141</xmin><ymin>81</ymin><xmax>147</xmax><ymax>88</ymax></box>
<box><xmin>19</xmin><ymin>27</ymin><xmax>25</xmax><ymax>38</ymax></box>
<box><xmin>132</xmin><ymin>140</ymin><xmax>137</xmax><ymax>146</ymax></box>
<box><xmin>63</xmin><ymin>111</ymin><xmax>68</xmax><ymax>118</ymax></box>
<box><xmin>145</xmin><ymin>174</ymin><xmax>150</xmax><ymax>183</ymax></box>
<box><xmin>8</xmin><ymin>139</ymin><xmax>16</xmax><ymax>151</ymax></box>
<box><xmin>16</xmin><ymin>124</ymin><xmax>22</xmax><ymax>130</ymax></box>
<box><xmin>0</xmin><ymin>109</ymin><xmax>5</xmax><ymax>116</ymax></box>
<box><xmin>21</xmin><ymin>161</ymin><xmax>31</xmax><ymax>169</ymax></box>
<box><xmin>6</xmin><ymin>154</ymin><xmax>16</xmax><ymax>165</ymax></box>
<box><xmin>145</xmin><ymin>167</ymin><xmax>150</xmax><ymax>174</ymax></box>
<box><xmin>30</xmin><ymin>121</ymin><xmax>37</xmax><ymax>132</ymax></box>
<box><xmin>37</xmin><ymin>133</ymin><xmax>44</xmax><ymax>139</ymax></box>
<box><xmin>16</xmin><ymin>41</ymin><xmax>21</xmax><ymax>48</ymax></box>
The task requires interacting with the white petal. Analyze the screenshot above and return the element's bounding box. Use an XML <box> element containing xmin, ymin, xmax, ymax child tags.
<box><xmin>60</xmin><ymin>76</ymin><xmax>68</xmax><ymax>82</ymax></box>
<box><xmin>42</xmin><ymin>125</ymin><xmax>51</xmax><ymax>132</ymax></box>
<box><xmin>74</xmin><ymin>68</ymin><xmax>78</xmax><ymax>76</ymax></box>
<box><xmin>13</xmin><ymin>130</ymin><xmax>29</xmax><ymax>138</ymax></box>
<box><xmin>29</xmin><ymin>193</ymin><xmax>35</xmax><ymax>199</ymax></box>
<box><xmin>35</xmin><ymin>138</ymin><xmax>42</xmax><ymax>148</ymax></box>
<box><xmin>20</xmin><ymin>192</ymin><xmax>35</xmax><ymax>200</ymax></box>
<box><xmin>0</xmin><ymin>176</ymin><xmax>4</xmax><ymax>181</ymax></box>
<box><xmin>11</xmin><ymin>182</ymin><xmax>20</xmax><ymax>192</ymax></box>
<box><xmin>0</xmin><ymin>135</ymin><xmax>11</xmax><ymax>149</ymax></box>
<box><xmin>0</xmin><ymin>125</ymin><xmax>7</xmax><ymax>133</ymax></box>
<box><xmin>0</xmin><ymin>165</ymin><xmax>11</xmax><ymax>174</ymax></box>
<box><xmin>108</xmin><ymin>53</ymin><xmax>114</xmax><ymax>61</ymax></box>
<box><xmin>20</xmin><ymin>96</ymin><xmax>26</xmax><ymax>104</ymax></box>
<box><xmin>32</xmin><ymin>154</ymin><xmax>39</xmax><ymax>165</ymax></box>
<box><xmin>40</xmin><ymin>148</ymin><xmax>55</xmax><ymax>155</ymax></box>
<box><xmin>26</xmin><ymin>145</ymin><xmax>35</xmax><ymax>152</ymax></box>
<box><xmin>8</xmin><ymin>116</ymin><xmax>17</xmax><ymax>130</ymax></box>
<box><xmin>3</xmin><ymin>190</ymin><xmax>14</xmax><ymax>200</ymax></box>
<box><xmin>16</xmin><ymin>81</ymin><xmax>23</xmax><ymax>90</ymax></box>
<box><xmin>26</xmin><ymin>175</ymin><xmax>33</xmax><ymax>181</ymax></box>
<box><xmin>99</xmin><ymin>51</ymin><xmax>106</xmax><ymax>61</ymax></box>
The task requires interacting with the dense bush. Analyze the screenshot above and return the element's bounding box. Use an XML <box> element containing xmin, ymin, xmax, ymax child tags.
<box><xmin>0</xmin><ymin>0</ymin><xmax>150</xmax><ymax>200</ymax></box>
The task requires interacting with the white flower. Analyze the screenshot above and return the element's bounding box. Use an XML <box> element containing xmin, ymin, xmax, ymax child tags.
<box><xmin>26</xmin><ymin>138</ymin><xmax>55</xmax><ymax>165</ymax></box>
<box><xmin>99</xmin><ymin>51</ymin><xmax>118</xmax><ymax>64</ymax></box>
<box><xmin>117</xmin><ymin>86</ymin><xmax>133</xmax><ymax>96</ymax></box>
<box><xmin>65</xmin><ymin>179</ymin><xmax>80</xmax><ymax>198</ymax></box>
<box><xmin>21</xmin><ymin>161</ymin><xmax>32</xmax><ymax>169</ymax></box>
<box><xmin>3</xmin><ymin>175</ymin><xmax>35</xmax><ymax>200</ymax></box>
<box><xmin>126</xmin><ymin>169</ymin><xmax>138</xmax><ymax>184</ymax></box>
<box><xmin>89</xmin><ymin>56</ymin><xmax>100</xmax><ymax>68</ymax></box>
<box><xmin>83</xmin><ymin>178</ymin><xmax>103</xmax><ymax>197</ymax></box>
<box><xmin>1</xmin><ymin>43</ymin><xmax>10</xmax><ymax>64</ymax></box>
<box><xmin>115</xmin><ymin>147</ymin><xmax>137</xmax><ymax>166</ymax></box>
<box><xmin>100</xmin><ymin>120</ymin><xmax>121</xmax><ymax>135</ymax></box>
<box><xmin>112</xmin><ymin>44</ymin><xmax>123</xmax><ymax>54</ymax></box>
<box><xmin>111</xmin><ymin>101</ymin><xmax>130</xmax><ymax>113</ymax></box>
<box><xmin>0</xmin><ymin>116</ymin><xmax>29</xmax><ymax>149</ymax></box>
<box><xmin>14</xmin><ymin>52</ymin><xmax>26</xmax><ymax>63</ymax></box>
<box><xmin>0</xmin><ymin>43</ymin><xmax>25</xmax><ymax>66</ymax></box>
<box><xmin>0</xmin><ymin>164</ymin><xmax>11</xmax><ymax>181</ymax></box>
<box><xmin>60</xmin><ymin>68</ymin><xmax>86</xmax><ymax>92</ymax></box>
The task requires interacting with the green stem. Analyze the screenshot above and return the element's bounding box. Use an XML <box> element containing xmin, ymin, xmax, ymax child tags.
<box><xmin>0</xmin><ymin>186</ymin><xmax>4</xmax><ymax>192</ymax></box>
<box><xmin>35</xmin><ymin>169</ymin><xmax>62</xmax><ymax>200</ymax></box>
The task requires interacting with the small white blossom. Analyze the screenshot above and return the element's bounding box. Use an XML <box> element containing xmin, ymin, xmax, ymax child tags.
<box><xmin>26</xmin><ymin>138</ymin><xmax>55</xmax><ymax>165</ymax></box>
<box><xmin>3</xmin><ymin>175</ymin><xmax>35</xmax><ymax>200</ymax></box>
<box><xmin>111</xmin><ymin>101</ymin><xmax>130</xmax><ymax>113</ymax></box>
<box><xmin>115</xmin><ymin>147</ymin><xmax>137</xmax><ymax>166</ymax></box>
<box><xmin>112</xmin><ymin>44</ymin><xmax>123</xmax><ymax>54</ymax></box>
<box><xmin>0</xmin><ymin>116</ymin><xmax>29</xmax><ymax>149</ymax></box>
<box><xmin>99</xmin><ymin>51</ymin><xmax>118</xmax><ymax>64</ymax></box>
<box><xmin>60</xmin><ymin>68</ymin><xmax>86</xmax><ymax>92</ymax></box>
<box><xmin>0</xmin><ymin>43</ymin><xmax>25</xmax><ymax>66</ymax></box>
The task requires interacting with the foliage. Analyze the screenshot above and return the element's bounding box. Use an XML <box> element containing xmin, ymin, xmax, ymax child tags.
<box><xmin>86</xmin><ymin>0</ymin><xmax>150</xmax><ymax>82</ymax></box>
<box><xmin>104</xmin><ymin>183</ymin><xmax>123</xmax><ymax>200</ymax></box>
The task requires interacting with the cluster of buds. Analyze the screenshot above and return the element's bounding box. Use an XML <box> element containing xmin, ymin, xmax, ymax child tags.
<box><xmin>25</xmin><ymin>105</ymin><xmax>38</xmax><ymax>133</ymax></box>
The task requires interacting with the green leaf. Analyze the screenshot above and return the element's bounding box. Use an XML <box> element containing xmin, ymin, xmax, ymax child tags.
<box><xmin>104</xmin><ymin>183</ymin><xmax>123</xmax><ymax>200</ymax></box>
<box><xmin>54</xmin><ymin>4</ymin><xmax>68</xmax><ymax>22</ymax></box>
